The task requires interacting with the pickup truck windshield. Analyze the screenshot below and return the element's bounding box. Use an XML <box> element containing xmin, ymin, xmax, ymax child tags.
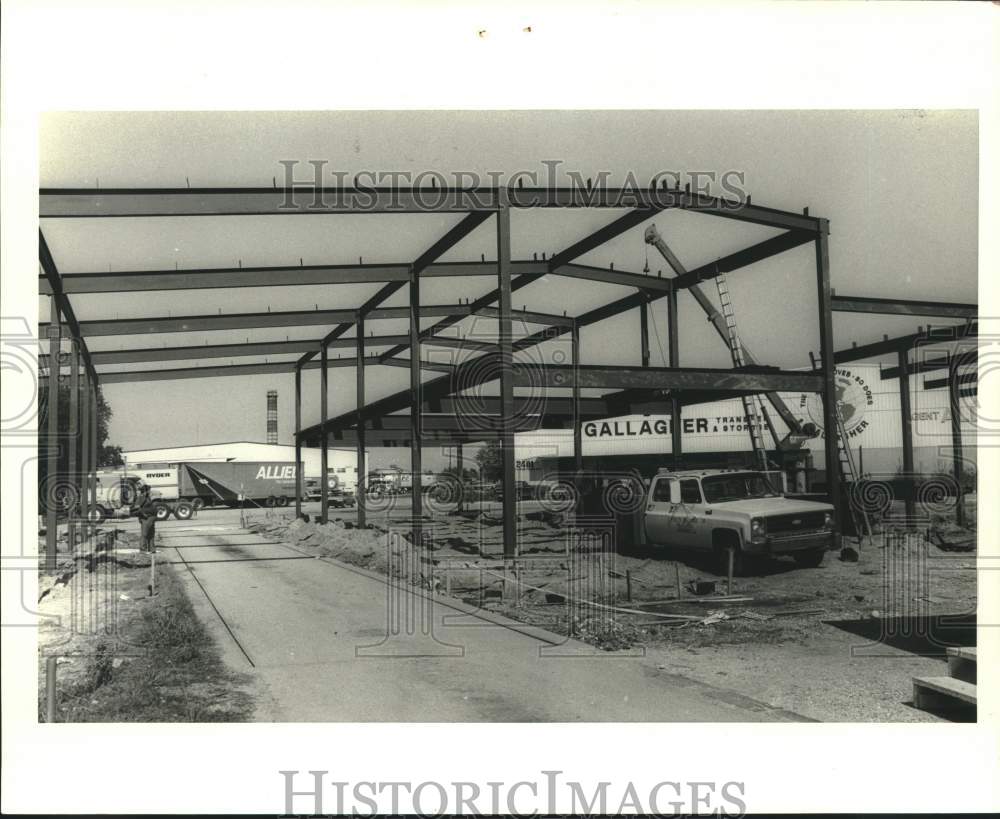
<box><xmin>701</xmin><ymin>473</ymin><xmax>779</xmax><ymax>503</ymax></box>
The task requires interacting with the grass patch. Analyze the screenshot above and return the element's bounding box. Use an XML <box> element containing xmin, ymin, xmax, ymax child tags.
<box><xmin>43</xmin><ymin>564</ymin><xmax>254</xmax><ymax>722</ymax></box>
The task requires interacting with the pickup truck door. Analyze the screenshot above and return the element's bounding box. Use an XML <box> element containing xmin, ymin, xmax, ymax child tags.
<box><xmin>673</xmin><ymin>478</ymin><xmax>708</xmax><ymax>550</ymax></box>
<box><xmin>644</xmin><ymin>478</ymin><xmax>675</xmax><ymax>546</ymax></box>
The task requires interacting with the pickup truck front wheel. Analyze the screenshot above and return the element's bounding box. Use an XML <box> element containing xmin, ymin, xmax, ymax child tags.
<box><xmin>713</xmin><ymin>536</ymin><xmax>746</xmax><ymax>577</ymax></box>
<box><xmin>793</xmin><ymin>548</ymin><xmax>826</xmax><ymax>568</ymax></box>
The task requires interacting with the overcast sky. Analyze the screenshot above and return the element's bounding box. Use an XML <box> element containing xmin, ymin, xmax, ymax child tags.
<box><xmin>38</xmin><ymin>110</ymin><xmax>978</xmax><ymax>467</ymax></box>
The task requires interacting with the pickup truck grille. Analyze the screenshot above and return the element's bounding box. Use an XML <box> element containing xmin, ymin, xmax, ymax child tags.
<box><xmin>767</xmin><ymin>512</ymin><xmax>826</xmax><ymax>534</ymax></box>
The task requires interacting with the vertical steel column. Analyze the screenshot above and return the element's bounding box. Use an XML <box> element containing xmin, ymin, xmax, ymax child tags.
<box><xmin>639</xmin><ymin>299</ymin><xmax>651</xmax><ymax>368</ymax></box>
<box><xmin>667</xmin><ymin>283</ymin><xmax>682</xmax><ymax>467</ymax></box>
<box><xmin>409</xmin><ymin>266</ymin><xmax>423</xmax><ymax>546</ymax></box>
<box><xmin>356</xmin><ymin>313</ymin><xmax>367</xmax><ymax>529</ymax></box>
<box><xmin>80</xmin><ymin>366</ymin><xmax>91</xmax><ymax>545</ymax></box>
<box><xmin>45</xmin><ymin>299</ymin><xmax>61</xmax><ymax>572</ymax></box>
<box><xmin>814</xmin><ymin>223</ymin><xmax>842</xmax><ymax>544</ymax></box>
<box><xmin>67</xmin><ymin>340</ymin><xmax>79</xmax><ymax>549</ymax></box>
<box><xmin>897</xmin><ymin>347</ymin><xmax>916</xmax><ymax>519</ymax></box>
<box><xmin>571</xmin><ymin>318</ymin><xmax>584</xmax><ymax>527</ymax></box>
<box><xmin>949</xmin><ymin>353</ymin><xmax>966</xmax><ymax>527</ymax></box>
<box><xmin>89</xmin><ymin>382</ymin><xmax>98</xmax><ymax>521</ymax></box>
<box><xmin>294</xmin><ymin>363</ymin><xmax>303</xmax><ymax>519</ymax></box>
<box><xmin>496</xmin><ymin>202</ymin><xmax>517</xmax><ymax>559</ymax></box>
<box><xmin>456</xmin><ymin>442</ymin><xmax>464</xmax><ymax>512</ymax></box>
<box><xmin>320</xmin><ymin>343</ymin><xmax>329</xmax><ymax>523</ymax></box>
<box><xmin>572</xmin><ymin>319</ymin><xmax>583</xmax><ymax>475</ymax></box>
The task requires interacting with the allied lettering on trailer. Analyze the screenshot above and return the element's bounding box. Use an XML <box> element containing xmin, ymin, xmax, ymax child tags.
<box><xmin>255</xmin><ymin>465</ymin><xmax>297</xmax><ymax>480</ymax></box>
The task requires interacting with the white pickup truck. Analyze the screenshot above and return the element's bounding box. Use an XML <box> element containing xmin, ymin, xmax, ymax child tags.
<box><xmin>643</xmin><ymin>468</ymin><xmax>836</xmax><ymax>574</ymax></box>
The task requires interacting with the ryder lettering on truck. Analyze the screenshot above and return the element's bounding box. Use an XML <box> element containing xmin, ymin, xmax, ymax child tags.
<box><xmin>255</xmin><ymin>465</ymin><xmax>297</xmax><ymax>480</ymax></box>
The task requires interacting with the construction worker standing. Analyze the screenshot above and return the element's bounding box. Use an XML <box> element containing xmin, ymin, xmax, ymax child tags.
<box><xmin>134</xmin><ymin>486</ymin><xmax>158</xmax><ymax>553</ymax></box>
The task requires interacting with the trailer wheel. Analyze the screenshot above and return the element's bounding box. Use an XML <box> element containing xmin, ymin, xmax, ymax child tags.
<box><xmin>275</xmin><ymin>495</ymin><xmax>289</xmax><ymax>507</ymax></box>
<box><xmin>265</xmin><ymin>495</ymin><xmax>277</xmax><ymax>508</ymax></box>
<box><xmin>174</xmin><ymin>501</ymin><xmax>194</xmax><ymax>520</ymax></box>
<box><xmin>190</xmin><ymin>497</ymin><xmax>205</xmax><ymax>511</ymax></box>
<box><xmin>154</xmin><ymin>503</ymin><xmax>171</xmax><ymax>521</ymax></box>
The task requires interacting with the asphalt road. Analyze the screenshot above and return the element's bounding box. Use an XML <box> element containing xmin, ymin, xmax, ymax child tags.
<box><xmin>148</xmin><ymin>513</ymin><xmax>804</xmax><ymax>722</ymax></box>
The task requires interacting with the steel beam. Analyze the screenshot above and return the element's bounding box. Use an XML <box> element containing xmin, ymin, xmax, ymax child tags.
<box><xmin>39</xmin><ymin>260</ymin><xmax>527</xmax><ymax>294</ymax></box>
<box><xmin>832</xmin><ymin>295</ymin><xmax>977</xmax><ymax>319</ymax></box>
<box><xmin>42</xmin><ymin>305</ymin><xmax>477</xmax><ymax>338</ymax></box>
<box><xmin>880</xmin><ymin>353</ymin><xmax>976</xmax><ymax>380</ymax></box>
<box><xmin>456</xmin><ymin>443</ymin><xmax>464</xmax><ymax>512</ymax></box>
<box><xmin>423</xmin><ymin>396</ymin><xmax>611</xmax><ymax>418</ymax></box>
<box><xmin>97</xmin><ymin>356</ymin><xmax>382</xmax><ymax>383</ymax></box>
<box><xmin>515</xmin><ymin>364</ymin><xmax>822</xmax><ymax>393</ymax></box>
<box><xmin>297</xmin><ymin>211</ymin><xmax>492</xmax><ymax>367</ymax></box>
<box><xmin>639</xmin><ymin>299</ymin><xmax>651</xmax><ymax>368</ymax></box>
<box><xmin>334</xmin><ymin>414</ymin><xmax>562</xmax><ymax>434</ymax></box>
<box><xmin>377</xmin><ymin>206</ymin><xmax>671</xmax><ymax>365</ymax></box>
<box><xmin>670</xmin><ymin>230</ymin><xmax>814</xmax><ymax>290</ymax></box>
<box><xmin>572</xmin><ymin>320</ymin><xmax>582</xmax><ymax>478</ymax></box>
<box><xmin>925</xmin><ymin>369</ymin><xmax>977</xmax><ymax>391</ymax></box>
<box><xmin>497</xmin><ymin>202</ymin><xmax>517</xmax><ymax>559</ymax></box>
<box><xmin>835</xmin><ymin>323</ymin><xmax>977</xmax><ymax>363</ymax></box>
<box><xmin>476</xmin><ymin>305</ymin><xmax>573</xmax><ymax>327</ymax></box>
<box><xmin>814</xmin><ymin>224</ymin><xmax>842</xmax><ymax>545</ymax></box>
<box><xmin>302</xmin><ymin>226</ymin><xmax>834</xmax><ymax>442</ymax></box>
<box><xmin>555</xmin><ymin>262</ymin><xmax>672</xmax><ymax>293</ymax></box>
<box><xmin>40</xmin><ymin>186</ymin><xmax>824</xmax><ymax>232</ymax></box>
<box><xmin>302</xmin><ymin>352</ymin><xmax>817</xmax><ymax>444</ymax></box>
<box><xmin>381</xmin><ymin>357</ymin><xmax>455</xmax><ymax>374</ymax></box>
<box><xmin>322</xmin><ymin>409</ymin><xmax>626</xmax><ymax>443</ymax></box>
<box><xmin>571</xmin><ymin>230</ymin><xmax>815</xmax><ymax>331</ymax></box>
<box><xmin>324</xmin><ymin>429</ymin><xmax>501</xmax><ymax>446</ymax></box>
<box><xmin>667</xmin><ymin>283</ymin><xmax>682</xmax><ymax>467</ymax></box>
<box><xmin>410</xmin><ymin>264</ymin><xmax>423</xmax><ymax>547</ymax></box>
<box><xmin>45</xmin><ymin>304</ymin><xmax>60</xmax><ymax>572</ymax></box>
<box><xmin>898</xmin><ymin>349</ymin><xmax>916</xmax><ymax>518</ymax></box>
<box><xmin>949</xmin><ymin>355</ymin><xmax>967</xmax><ymax>527</ymax></box>
<box><xmin>420</xmin><ymin>336</ymin><xmax>498</xmax><ymax>353</ymax></box>
<box><xmin>303</xmin><ymin>359</ymin><xmax>492</xmax><ymax>439</ymax></box>
<box><xmin>38</xmin><ymin>259</ymin><xmax>674</xmax><ymax>295</ymax></box>
<box><xmin>356</xmin><ymin>313</ymin><xmax>366</xmax><ymax>530</ymax></box>
<box><xmin>320</xmin><ymin>342</ymin><xmax>329</xmax><ymax>523</ymax></box>
<box><xmin>549</xmin><ymin>208</ymin><xmax>659</xmax><ymax>268</ymax></box>
<box><xmin>294</xmin><ymin>364</ymin><xmax>303</xmax><ymax>519</ymax></box>
<box><xmin>89</xmin><ymin>382</ymin><xmax>97</xmax><ymax>528</ymax></box>
<box><xmin>40</xmin><ymin>230</ymin><xmax>96</xmax><ymax>384</ymax></box>
<box><xmin>91</xmin><ymin>336</ymin><xmax>409</xmax><ymax>366</ymax></box>
<box><xmin>67</xmin><ymin>340</ymin><xmax>79</xmax><ymax>550</ymax></box>
<box><xmin>80</xmin><ymin>364</ymin><xmax>91</xmax><ymax>545</ymax></box>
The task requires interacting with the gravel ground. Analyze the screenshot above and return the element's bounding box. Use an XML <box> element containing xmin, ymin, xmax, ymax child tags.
<box><xmin>251</xmin><ymin>501</ymin><xmax>977</xmax><ymax>722</ymax></box>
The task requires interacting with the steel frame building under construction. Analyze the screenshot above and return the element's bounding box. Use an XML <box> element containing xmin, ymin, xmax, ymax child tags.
<box><xmin>38</xmin><ymin>182</ymin><xmax>978</xmax><ymax>569</ymax></box>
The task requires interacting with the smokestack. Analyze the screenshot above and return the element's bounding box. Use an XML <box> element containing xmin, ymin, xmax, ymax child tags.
<box><xmin>266</xmin><ymin>389</ymin><xmax>278</xmax><ymax>444</ymax></box>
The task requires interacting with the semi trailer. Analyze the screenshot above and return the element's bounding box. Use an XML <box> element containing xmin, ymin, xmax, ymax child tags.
<box><xmin>177</xmin><ymin>461</ymin><xmax>303</xmax><ymax>509</ymax></box>
<box><xmin>95</xmin><ymin>461</ymin><xmax>315</xmax><ymax>520</ymax></box>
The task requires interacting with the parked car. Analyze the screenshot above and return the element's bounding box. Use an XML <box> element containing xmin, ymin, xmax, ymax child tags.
<box><xmin>304</xmin><ymin>482</ymin><xmax>355</xmax><ymax>508</ymax></box>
